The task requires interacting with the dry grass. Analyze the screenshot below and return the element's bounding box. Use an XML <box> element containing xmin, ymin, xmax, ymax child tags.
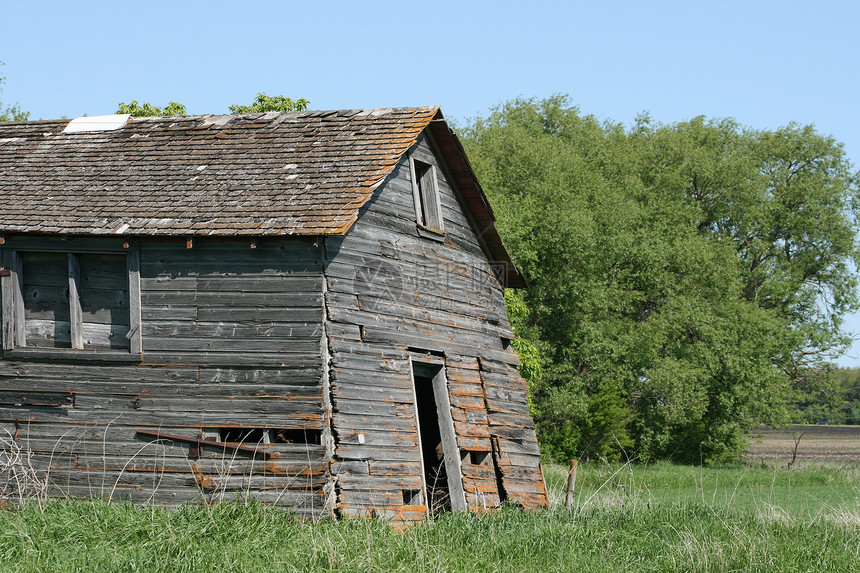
<box><xmin>0</xmin><ymin>429</ymin><xmax>47</xmax><ymax>505</ymax></box>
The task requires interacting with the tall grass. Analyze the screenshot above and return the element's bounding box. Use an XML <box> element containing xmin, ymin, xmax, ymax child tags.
<box><xmin>1</xmin><ymin>461</ymin><xmax>858</xmax><ymax>572</ymax></box>
<box><xmin>544</xmin><ymin>460</ymin><xmax>860</xmax><ymax>518</ymax></box>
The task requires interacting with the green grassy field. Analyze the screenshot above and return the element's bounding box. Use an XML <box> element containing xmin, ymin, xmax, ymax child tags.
<box><xmin>1</xmin><ymin>448</ymin><xmax>859</xmax><ymax>571</ymax></box>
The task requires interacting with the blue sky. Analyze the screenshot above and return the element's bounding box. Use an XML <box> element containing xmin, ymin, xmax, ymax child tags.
<box><xmin>3</xmin><ymin>0</ymin><xmax>860</xmax><ymax>363</ymax></box>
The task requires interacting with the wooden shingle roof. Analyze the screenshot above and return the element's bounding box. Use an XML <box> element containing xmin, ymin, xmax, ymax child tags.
<box><xmin>0</xmin><ymin>107</ymin><xmax>440</xmax><ymax>236</ymax></box>
<box><xmin>0</xmin><ymin>106</ymin><xmax>524</xmax><ymax>286</ymax></box>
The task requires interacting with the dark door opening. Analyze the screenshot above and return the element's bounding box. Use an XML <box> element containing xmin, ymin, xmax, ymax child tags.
<box><xmin>413</xmin><ymin>368</ymin><xmax>451</xmax><ymax>514</ymax></box>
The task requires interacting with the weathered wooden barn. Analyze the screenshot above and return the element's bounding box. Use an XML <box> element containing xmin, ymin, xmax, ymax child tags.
<box><xmin>0</xmin><ymin>107</ymin><xmax>547</xmax><ymax>519</ymax></box>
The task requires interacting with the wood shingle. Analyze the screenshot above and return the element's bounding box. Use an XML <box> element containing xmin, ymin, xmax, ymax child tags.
<box><xmin>0</xmin><ymin>108</ymin><xmax>437</xmax><ymax>236</ymax></box>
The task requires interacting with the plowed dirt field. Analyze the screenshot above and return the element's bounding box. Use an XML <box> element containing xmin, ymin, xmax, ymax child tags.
<box><xmin>745</xmin><ymin>424</ymin><xmax>860</xmax><ymax>463</ymax></box>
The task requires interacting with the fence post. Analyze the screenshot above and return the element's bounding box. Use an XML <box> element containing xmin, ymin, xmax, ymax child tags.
<box><xmin>565</xmin><ymin>459</ymin><xmax>578</xmax><ymax>509</ymax></box>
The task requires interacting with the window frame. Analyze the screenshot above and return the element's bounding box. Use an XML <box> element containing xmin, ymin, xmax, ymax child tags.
<box><xmin>409</xmin><ymin>157</ymin><xmax>445</xmax><ymax>234</ymax></box>
<box><xmin>1</xmin><ymin>244</ymin><xmax>141</xmax><ymax>360</ymax></box>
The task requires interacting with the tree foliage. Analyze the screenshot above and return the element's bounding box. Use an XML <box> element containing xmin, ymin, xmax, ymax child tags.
<box><xmin>116</xmin><ymin>100</ymin><xmax>187</xmax><ymax>117</ymax></box>
<box><xmin>229</xmin><ymin>93</ymin><xmax>309</xmax><ymax>114</ymax></box>
<box><xmin>0</xmin><ymin>62</ymin><xmax>29</xmax><ymax>122</ymax></box>
<box><xmin>793</xmin><ymin>366</ymin><xmax>860</xmax><ymax>424</ymax></box>
<box><xmin>114</xmin><ymin>94</ymin><xmax>310</xmax><ymax>118</ymax></box>
<box><xmin>461</xmin><ymin>96</ymin><xmax>860</xmax><ymax>463</ymax></box>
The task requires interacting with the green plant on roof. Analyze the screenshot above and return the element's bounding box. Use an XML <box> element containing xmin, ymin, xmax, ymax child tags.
<box><xmin>116</xmin><ymin>100</ymin><xmax>187</xmax><ymax>117</ymax></box>
<box><xmin>229</xmin><ymin>93</ymin><xmax>310</xmax><ymax>114</ymax></box>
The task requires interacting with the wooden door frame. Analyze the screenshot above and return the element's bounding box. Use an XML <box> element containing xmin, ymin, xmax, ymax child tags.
<box><xmin>409</xmin><ymin>356</ymin><xmax>467</xmax><ymax>512</ymax></box>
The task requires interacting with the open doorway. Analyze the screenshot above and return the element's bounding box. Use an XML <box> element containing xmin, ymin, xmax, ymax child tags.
<box><xmin>410</xmin><ymin>360</ymin><xmax>466</xmax><ymax>514</ymax></box>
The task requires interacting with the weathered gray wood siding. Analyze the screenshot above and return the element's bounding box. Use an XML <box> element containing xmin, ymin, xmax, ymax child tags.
<box><xmin>0</xmin><ymin>237</ymin><xmax>328</xmax><ymax>516</ymax></box>
<box><xmin>324</xmin><ymin>134</ymin><xmax>547</xmax><ymax>518</ymax></box>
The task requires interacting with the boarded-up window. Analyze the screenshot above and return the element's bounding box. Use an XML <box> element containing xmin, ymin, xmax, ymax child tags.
<box><xmin>20</xmin><ymin>252</ymin><xmax>70</xmax><ymax>348</ymax></box>
<box><xmin>77</xmin><ymin>254</ymin><xmax>131</xmax><ymax>350</ymax></box>
<box><xmin>1</xmin><ymin>249</ymin><xmax>141</xmax><ymax>353</ymax></box>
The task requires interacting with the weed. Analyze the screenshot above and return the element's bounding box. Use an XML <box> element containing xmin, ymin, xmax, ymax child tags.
<box><xmin>0</xmin><ymin>428</ymin><xmax>46</xmax><ymax>505</ymax></box>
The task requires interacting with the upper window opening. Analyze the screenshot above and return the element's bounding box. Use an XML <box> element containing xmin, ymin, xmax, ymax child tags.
<box><xmin>411</xmin><ymin>158</ymin><xmax>444</xmax><ymax>231</ymax></box>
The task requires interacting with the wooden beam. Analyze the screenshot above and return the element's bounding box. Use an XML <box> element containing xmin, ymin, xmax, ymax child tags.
<box><xmin>565</xmin><ymin>459</ymin><xmax>579</xmax><ymax>509</ymax></box>
<box><xmin>127</xmin><ymin>248</ymin><xmax>142</xmax><ymax>354</ymax></box>
<box><xmin>68</xmin><ymin>254</ymin><xmax>84</xmax><ymax>349</ymax></box>
<box><xmin>135</xmin><ymin>429</ymin><xmax>278</xmax><ymax>459</ymax></box>
<box><xmin>11</xmin><ymin>251</ymin><xmax>25</xmax><ymax>348</ymax></box>
<box><xmin>431</xmin><ymin>365</ymin><xmax>467</xmax><ymax>511</ymax></box>
<box><xmin>408</xmin><ymin>158</ymin><xmax>424</xmax><ymax>226</ymax></box>
<box><xmin>1</xmin><ymin>249</ymin><xmax>15</xmax><ymax>349</ymax></box>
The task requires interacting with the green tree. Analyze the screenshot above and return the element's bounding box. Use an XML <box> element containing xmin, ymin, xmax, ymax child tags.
<box><xmin>461</xmin><ymin>96</ymin><xmax>859</xmax><ymax>463</ymax></box>
<box><xmin>116</xmin><ymin>100</ymin><xmax>187</xmax><ymax>117</ymax></box>
<box><xmin>841</xmin><ymin>367</ymin><xmax>860</xmax><ymax>424</ymax></box>
<box><xmin>794</xmin><ymin>365</ymin><xmax>860</xmax><ymax>424</ymax></box>
<box><xmin>0</xmin><ymin>62</ymin><xmax>30</xmax><ymax>121</ymax></box>
<box><xmin>229</xmin><ymin>93</ymin><xmax>309</xmax><ymax>114</ymax></box>
<box><xmin>115</xmin><ymin>94</ymin><xmax>309</xmax><ymax>118</ymax></box>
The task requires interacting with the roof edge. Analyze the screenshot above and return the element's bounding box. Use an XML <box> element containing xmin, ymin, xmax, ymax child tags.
<box><xmin>424</xmin><ymin>113</ymin><xmax>527</xmax><ymax>289</ymax></box>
